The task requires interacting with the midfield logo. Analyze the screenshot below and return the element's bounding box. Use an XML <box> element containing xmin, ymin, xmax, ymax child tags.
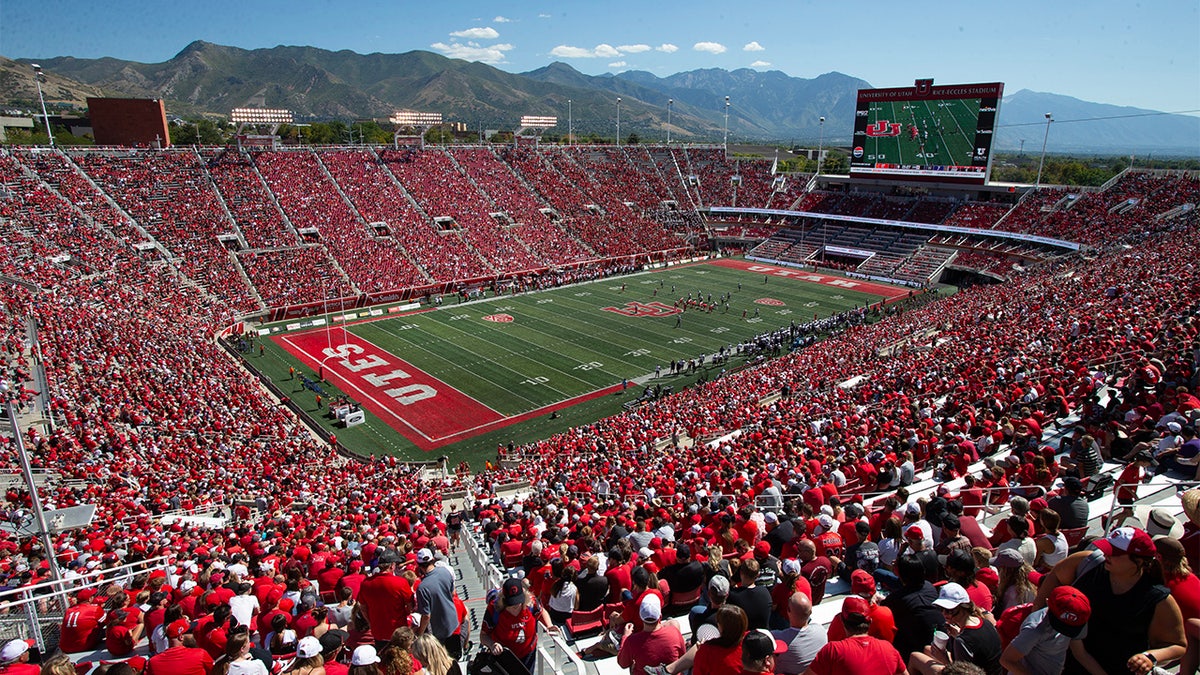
<box><xmin>601</xmin><ymin>301</ymin><xmax>682</xmax><ymax>317</ymax></box>
<box><xmin>865</xmin><ymin>120</ymin><xmax>903</xmax><ymax>137</ymax></box>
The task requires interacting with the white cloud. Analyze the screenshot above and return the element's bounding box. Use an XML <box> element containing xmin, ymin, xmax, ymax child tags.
<box><xmin>493</xmin><ymin>16</ymin><xmax>512</xmax><ymax>23</ymax></box>
<box><xmin>656</xmin><ymin>43</ymin><xmax>679</xmax><ymax>53</ymax></box>
<box><xmin>693</xmin><ymin>41</ymin><xmax>727</xmax><ymax>54</ymax></box>
<box><xmin>609</xmin><ymin>61</ymin><xmax>627</xmax><ymax>68</ymax></box>
<box><xmin>450</xmin><ymin>27</ymin><xmax>499</xmax><ymax>39</ymax></box>
<box><xmin>430</xmin><ymin>41</ymin><xmax>514</xmax><ymax>64</ymax></box>
<box><xmin>550</xmin><ymin>43</ymin><xmax>622</xmax><ymax>58</ymax></box>
<box><xmin>617</xmin><ymin>44</ymin><xmax>651</xmax><ymax>53</ymax></box>
<box><xmin>538</xmin><ymin>13</ymin><xmax>551</xmax><ymax>18</ymax></box>
<box><xmin>743</xmin><ymin>41</ymin><xmax>765</xmax><ymax>52</ymax></box>
<box><xmin>750</xmin><ymin>60</ymin><xmax>771</xmax><ymax>67</ymax></box>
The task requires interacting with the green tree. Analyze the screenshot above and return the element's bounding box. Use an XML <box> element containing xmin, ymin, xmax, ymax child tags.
<box><xmin>424</xmin><ymin>126</ymin><xmax>455</xmax><ymax>145</ymax></box>
<box><xmin>821</xmin><ymin>150</ymin><xmax>849</xmax><ymax>174</ymax></box>
<box><xmin>626</xmin><ymin>132</ymin><xmax>640</xmax><ymax>145</ymax></box>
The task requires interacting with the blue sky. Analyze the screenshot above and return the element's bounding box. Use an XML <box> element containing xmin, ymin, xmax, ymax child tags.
<box><xmin>3</xmin><ymin>0</ymin><xmax>1198</xmax><ymax>113</ymax></box>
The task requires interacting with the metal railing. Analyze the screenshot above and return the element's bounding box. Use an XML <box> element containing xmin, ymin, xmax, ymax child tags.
<box><xmin>0</xmin><ymin>555</ymin><xmax>171</xmax><ymax>655</ymax></box>
<box><xmin>1102</xmin><ymin>478</ymin><xmax>1200</xmax><ymax>534</ymax></box>
<box><xmin>461</xmin><ymin>524</ymin><xmax>583</xmax><ymax>675</ymax></box>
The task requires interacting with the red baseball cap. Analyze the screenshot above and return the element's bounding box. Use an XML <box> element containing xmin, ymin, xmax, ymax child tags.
<box><xmin>1094</xmin><ymin>526</ymin><xmax>1156</xmax><ymax>558</ymax></box>
<box><xmin>166</xmin><ymin>619</ymin><xmax>191</xmax><ymax>640</ymax></box>
<box><xmin>905</xmin><ymin>525</ymin><xmax>924</xmax><ymax>539</ymax></box>
<box><xmin>754</xmin><ymin>541</ymin><xmax>771</xmax><ymax>558</ymax></box>
<box><xmin>841</xmin><ymin>595</ymin><xmax>871</xmax><ymax>622</ymax></box>
<box><xmin>850</xmin><ymin>569</ymin><xmax>876</xmax><ymax>596</ymax></box>
<box><xmin>1046</xmin><ymin>586</ymin><xmax>1091</xmax><ymax>638</ymax></box>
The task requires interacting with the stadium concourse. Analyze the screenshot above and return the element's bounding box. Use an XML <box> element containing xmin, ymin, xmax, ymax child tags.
<box><xmin>0</xmin><ymin>142</ymin><xmax>1197</xmax><ymax>675</ymax></box>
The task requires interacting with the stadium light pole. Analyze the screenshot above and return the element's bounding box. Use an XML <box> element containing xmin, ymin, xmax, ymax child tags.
<box><xmin>723</xmin><ymin>96</ymin><xmax>731</xmax><ymax>159</ymax></box>
<box><xmin>31</xmin><ymin>64</ymin><xmax>54</xmax><ymax>147</ymax></box>
<box><xmin>666</xmin><ymin>99</ymin><xmax>673</xmax><ymax>145</ymax></box>
<box><xmin>1035</xmin><ymin>112</ymin><xmax>1052</xmax><ymax>188</ymax></box>
<box><xmin>616</xmin><ymin>97</ymin><xmax>621</xmax><ymax>147</ymax></box>
<box><xmin>567</xmin><ymin>99</ymin><xmax>572</xmax><ymax>146</ymax></box>
<box><xmin>816</xmin><ymin>116</ymin><xmax>825</xmax><ymax>177</ymax></box>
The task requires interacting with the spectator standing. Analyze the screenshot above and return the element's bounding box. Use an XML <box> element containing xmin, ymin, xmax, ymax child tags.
<box><xmin>480</xmin><ymin>578</ymin><xmax>542</xmax><ymax>672</ymax></box>
<box><xmin>357</xmin><ymin>549</ymin><xmax>415</xmax><ymax>650</ymax></box>
<box><xmin>415</xmin><ymin>548</ymin><xmax>462</xmax><ymax>659</ymax></box>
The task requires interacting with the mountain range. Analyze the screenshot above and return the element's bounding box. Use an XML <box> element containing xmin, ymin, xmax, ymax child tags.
<box><xmin>8</xmin><ymin>40</ymin><xmax>1198</xmax><ymax>155</ymax></box>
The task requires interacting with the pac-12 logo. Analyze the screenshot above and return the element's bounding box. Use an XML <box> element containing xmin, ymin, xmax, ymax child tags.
<box><xmin>853</xmin><ymin>147</ymin><xmax>864</xmax><ymax>158</ymax></box>
<box><xmin>602</xmin><ymin>301</ymin><xmax>682</xmax><ymax>317</ymax></box>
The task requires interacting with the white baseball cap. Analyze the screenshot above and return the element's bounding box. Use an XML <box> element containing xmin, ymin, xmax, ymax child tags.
<box><xmin>0</xmin><ymin>639</ymin><xmax>32</xmax><ymax>663</ymax></box>
<box><xmin>351</xmin><ymin>645</ymin><xmax>381</xmax><ymax>666</ymax></box>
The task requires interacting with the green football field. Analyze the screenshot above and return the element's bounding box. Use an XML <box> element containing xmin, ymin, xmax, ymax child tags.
<box><xmin>258</xmin><ymin>259</ymin><xmax>906</xmax><ymax>465</ymax></box>
<box><xmin>864</xmin><ymin>98</ymin><xmax>980</xmax><ymax>167</ymax></box>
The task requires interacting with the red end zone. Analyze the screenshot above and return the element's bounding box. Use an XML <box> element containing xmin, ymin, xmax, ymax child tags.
<box><xmin>709</xmin><ymin>259</ymin><xmax>910</xmax><ymax>300</ymax></box>
<box><xmin>274</xmin><ymin>331</ymin><xmax>622</xmax><ymax>451</ymax></box>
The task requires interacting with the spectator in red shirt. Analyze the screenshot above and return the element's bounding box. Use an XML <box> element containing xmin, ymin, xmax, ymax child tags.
<box><xmin>0</xmin><ymin>638</ymin><xmax>39</xmax><ymax>675</ymax></box>
<box><xmin>146</xmin><ymin>619</ymin><xmax>215</xmax><ymax>675</ymax></box>
<box><xmin>357</xmin><ymin>548</ymin><xmax>414</xmax><ymax>650</ymax></box>
<box><xmin>806</xmin><ymin>597</ymin><xmax>906</xmax><ymax>675</ymax></box>
<box><xmin>617</xmin><ymin>595</ymin><xmax>686</xmax><ymax>674</ymax></box>
<box><xmin>59</xmin><ymin>589</ymin><xmax>105</xmax><ymax>653</ymax></box>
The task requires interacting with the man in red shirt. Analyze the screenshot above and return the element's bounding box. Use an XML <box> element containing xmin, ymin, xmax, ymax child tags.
<box><xmin>357</xmin><ymin>548</ymin><xmax>414</xmax><ymax>649</ymax></box>
<box><xmin>146</xmin><ymin>619</ymin><xmax>214</xmax><ymax>675</ymax></box>
<box><xmin>59</xmin><ymin>588</ymin><xmax>105</xmax><ymax>653</ymax></box>
<box><xmin>317</xmin><ymin>558</ymin><xmax>345</xmax><ymax>596</ymax></box>
<box><xmin>617</xmin><ymin>595</ymin><xmax>686</xmax><ymax>674</ymax></box>
<box><xmin>604</xmin><ymin>549</ymin><xmax>633</xmax><ymax>602</ymax></box>
<box><xmin>806</xmin><ymin>598</ymin><xmax>906</xmax><ymax>675</ymax></box>
<box><xmin>0</xmin><ymin>639</ymin><xmax>39</xmax><ymax>674</ymax></box>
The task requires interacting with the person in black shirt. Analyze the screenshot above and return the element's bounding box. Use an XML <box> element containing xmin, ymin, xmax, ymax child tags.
<box><xmin>763</xmin><ymin>513</ymin><xmax>794</xmax><ymax>558</ymax></box>
<box><xmin>575</xmin><ymin>556</ymin><xmax>609</xmax><ymax>612</ymax></box>
<box><xmin>727</xmin><ymin>559</ymin><xmax>773</xmax><ymax>631</ymax></box>
<box><xmin>882</xmin><ymin>554</ymin><xmax>946</xmax><ymax>660</ymax></box>
<box><xmin>660</xmin><ymin>544</ymin><xmax>705</xmax><ymax>597</ymax></box>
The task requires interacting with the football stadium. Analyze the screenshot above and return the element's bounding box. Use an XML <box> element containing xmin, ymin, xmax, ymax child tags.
<box><xmin>1</xmin><ymin>56</ymin><xmax>1199</xmax><ymax>675</ymax></box>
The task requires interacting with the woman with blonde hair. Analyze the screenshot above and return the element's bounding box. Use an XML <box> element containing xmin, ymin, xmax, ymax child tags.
<box><xmin>38</xmin><ymin>653</ymin><xmax>76</xmax><ymax>675</ymax></box>
<box><xmin>412</xmin><ymin>633</ymin><xmax>461</xmax><ymax>675</ymax></box>
<box><xmin>380</xmin><ymin>626</ymin><xmax>424</xmax><ymax>675</ymax></box>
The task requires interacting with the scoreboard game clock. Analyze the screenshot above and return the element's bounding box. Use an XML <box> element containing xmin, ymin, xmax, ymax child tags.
<box><xmin>851</xmin><ymin>79</ymin><xmax>1004</xmax><ymax>185</ymax></box>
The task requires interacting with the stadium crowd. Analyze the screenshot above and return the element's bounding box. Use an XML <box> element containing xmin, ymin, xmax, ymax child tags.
<box><xmin>0</xmin><ymin>142</ymin><xmax>1197</xmax><ymax>674</ymax></box>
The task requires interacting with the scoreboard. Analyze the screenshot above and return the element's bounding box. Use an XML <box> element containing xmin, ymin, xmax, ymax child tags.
<box><xmin>850</xmin><ymin>79</ymin><xmax>1004</xmax><ymax>185</ymax></box>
